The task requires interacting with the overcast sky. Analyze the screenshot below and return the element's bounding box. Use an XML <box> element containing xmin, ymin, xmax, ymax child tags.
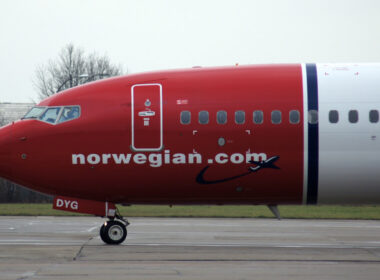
<box><xmin>1</xmin><ymin>0</ymin><xmax>380</xmax><ymax>103</ymax></box>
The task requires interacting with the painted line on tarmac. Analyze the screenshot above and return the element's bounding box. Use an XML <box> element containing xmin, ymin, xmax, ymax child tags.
<box><xmin>121</xmin><ymin>242</ymin><xmax>380</xmax><ymax>249</ymax></box>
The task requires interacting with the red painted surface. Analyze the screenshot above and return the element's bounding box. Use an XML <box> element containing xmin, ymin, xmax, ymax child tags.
<box><xmin>0</xmin><ymin>64</ymin><xmax>304</xmax><ymax>206</ymax></box>
<box><xmin>53</xmin><ymin>195</ymin><xmax>116</xmax><ymax>217</ymax></box>
<box><xmin>132</xmin><ymin>84</ymin><xmax>162</xmax><ymax>150</ymax></box>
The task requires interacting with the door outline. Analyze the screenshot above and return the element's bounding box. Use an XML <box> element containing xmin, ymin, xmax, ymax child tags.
<box><xmin>131</xmin><ymin>83</ymin><xmax>163</xmax><ymax>151</ymax></box>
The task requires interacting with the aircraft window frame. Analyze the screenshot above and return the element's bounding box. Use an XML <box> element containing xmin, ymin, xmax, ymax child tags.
<box><xmin>22</xmin><ymin>106</ymin><xmax>47</xmax><ymax>120</ymax></box>
<box><xmin>289</xmin><ymin>110</ymin><xmax>300</xmax><ymax>124</ymax></box>
<box><xmin>39</xmin><ymin>107</ymin><xmax>62</xmax><ymax>124</ymax></box>
<box><xmin>329</xmin><ymin>110</ymin><xmax>339</xmax><ymax>124</ymax></box>
<box><xmin>235</xmin><ymin>110</ymin><xmax>245</xmax><ymax>124</ymax></box>
<box><xmin>369</xmin><ymin>110</ymin><xmax>379</xmax><ymax>123</ymax></box>
<box><xmin>217</xmin><ymin>111</ymin><xmax>227</xmax><ymax>124</ymax></box>
<box><xmin>22</xmin><ymin>105</ymin><xmax>81</xmax><ymax>125</ymax></box>
<box><xmin>57</xmin><ymin>106</ymin><xmax>81</xmax><ymax>124</ymax></box>
<box><xmin>253</xmin><ymin>110</ymin><xmax>264</xmax><ymax>124</ymax></box>
<box><xmin>348</xmin><ymin>110</ymin><xmax>358</xmax><ymax>123</ymax></box>
<box><xmin>199</xmin><ymin>110</ymin><xmax>209</xmax><ymax>125</ymax></box>
<box><xmin>180</xmin><ymin>111</ymin><xmax>191</xmax><ymax>125</ymax></box>
<box><xmin>271</xmin><ymin>110</ymin><xmax>282</xmax><ymax>124</ymax></box>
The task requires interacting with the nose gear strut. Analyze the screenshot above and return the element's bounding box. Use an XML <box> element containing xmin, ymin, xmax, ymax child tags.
<box><xmin>100</xmin><ymin>208</ymin><xmax>129</xmax><ymax>245</ymax></box>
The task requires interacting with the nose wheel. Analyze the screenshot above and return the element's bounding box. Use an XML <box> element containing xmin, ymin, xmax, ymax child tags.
<box><xmin>100</xmin><ymin>212</ymin><xmax>129</xmax><ymax>245</ymax></box>
<box><xmin>100</xmin><ymin>220</ymin><xmax>127</xmax><ymax>244</ymax></box>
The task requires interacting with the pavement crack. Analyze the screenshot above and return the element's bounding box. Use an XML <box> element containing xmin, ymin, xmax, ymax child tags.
<box><xmin>73</xmin><ymin>237</ymin><xmax>94</xmax><ymax>261</ymax></box>
<box><xmin>363</xmin><ymin>248</ymin><xmax>380</xmax><ymax>259</ymax></box>
<box><xmin>173</xmin><ymin>269</ymin><xmax>182</xmax><ymax>276</ymax></box>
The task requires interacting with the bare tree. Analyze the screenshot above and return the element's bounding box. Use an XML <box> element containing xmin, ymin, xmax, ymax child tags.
<box><xmin>34</xmin><ymin>44</ymin><xmax>123</xmax><ymax>100</ymax></box>
<box><xmin>0</xmin><ymin>111</ymin><xmax>5</xmax><ymax>126</ymax></box>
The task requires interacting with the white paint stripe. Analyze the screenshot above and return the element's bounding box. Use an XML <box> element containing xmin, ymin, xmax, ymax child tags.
<box><xmin>301</xmin><ymin>63</ymin><xmax>309</xmax><ymax>204</ymax></box>
<box><xmin>124</xmin><ymin>242</ymin><xmax>380</xmax><ymax>249</ymax></box>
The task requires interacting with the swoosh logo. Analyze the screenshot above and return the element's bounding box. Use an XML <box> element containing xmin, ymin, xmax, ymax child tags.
<box><xmin>196</xmin><ymin>156</ymin><xmax>280</xmax><ymax>185</ymax></box>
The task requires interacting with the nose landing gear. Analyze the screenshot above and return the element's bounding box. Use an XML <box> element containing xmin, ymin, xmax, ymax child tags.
<box><xmin>52</xmin><ymin>196</ymin><xmax>130</xmax><ymax>244</ymax></box>
<box><xmin>100</xmin><ymin>210</ymin><xmax>129</xmax><ymax>245</ymax></box>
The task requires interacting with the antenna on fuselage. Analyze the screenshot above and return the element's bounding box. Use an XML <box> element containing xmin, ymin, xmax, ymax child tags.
<box><xmin>267</xmin><ymin>205</ymin><xmax>281</xmax><ymax>220</ymax></box>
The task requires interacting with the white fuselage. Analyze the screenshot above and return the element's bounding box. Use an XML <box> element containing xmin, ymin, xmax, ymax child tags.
<box><xmin>303</xmin><ymin>64</ymin><xmax>380</xmax><ymax>204</ymax></box>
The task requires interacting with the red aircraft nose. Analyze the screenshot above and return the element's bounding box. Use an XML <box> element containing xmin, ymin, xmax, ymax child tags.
<box><xmin>0</xmin><ymin>124</ymin><xmax>13</xmax><ymax>178</ymax></box>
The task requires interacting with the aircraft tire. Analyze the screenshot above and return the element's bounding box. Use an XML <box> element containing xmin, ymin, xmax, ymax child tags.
<box><xmin>99</xmin><ymin>223</ymin><xmax>110</xmax><ymax>244</ymax></box>
<box><xmin>101</xmin><ymin>220</ymin><xmax>127</xmax><ymax>245</ymax></box>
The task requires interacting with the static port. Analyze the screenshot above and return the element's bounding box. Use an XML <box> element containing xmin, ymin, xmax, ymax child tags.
<box><xmin>218</xmin><ymin>137</ymin><xmax>226</xmax><ymax>146</ymax></box>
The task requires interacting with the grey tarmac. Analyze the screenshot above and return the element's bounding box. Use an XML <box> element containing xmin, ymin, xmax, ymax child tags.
<box><xmin>0</xmin><ymin>217</ymin><xmax>380</xmax><ymax>279</ymax></box>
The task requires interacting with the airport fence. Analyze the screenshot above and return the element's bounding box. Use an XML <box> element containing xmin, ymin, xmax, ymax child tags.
<box><xmin>0</xmin><ymin>178</ymin><xmax>52</xmax><ymax>203</ymax></box>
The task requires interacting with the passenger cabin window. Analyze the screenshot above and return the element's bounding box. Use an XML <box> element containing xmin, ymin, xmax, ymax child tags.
<box><xmin>369</xmin><ymin>110</ymin><xmax>379</xmax><ymax>123</ymax></box>
<box><xmin>329</xmin><ymin>110</ymin><xmax>339</xmax><ymax>123</ymax></box>
<box><xmin>308</xmin><ymin>110</ymin><xmax>318</xmax><ymax>124</ymax></box>
<box><xmin>253</xmin><ymin>110</ymin><xmax>263</xmax><ymax>124</ymax></box>
<box><xmin>23</xmin><ymin>107</ymin><xmax>46</xmax><ymax>119</ymax></box>
<box><xmin>217</xmin><ymin>111</ymin><xmax>227</xmax><ymax>124</ymax></box>
<box><xmin>180</xmin><ymin>111</ymin><xmax>191</xmax><ymax>125</ymax></box>
<box><xmin>57</xmin><ymin>106</ymin><xmax>80</xmax><ymax>124</ymax></box>
<box><xmin>39</xmin><ymin>107</ymin><xmax>61</xmax><ymax>124</ymax></box>
<box><xmin>349</xmin><ymin>110</ymin><xmax>358</xmax><ymax>123</ymax></box>
<box><xmin>289</xmin><ymin>110</ymin><xmax>300</xmax><ymax>124</ymax></box>
<box><xmin>199</xmin><ymin>111</ymin><xmax>209</xmax><ymax>124</ymax></box>
<box><xmin>271</xmin><ymin>110</ymin><xmax>282</xmax><ymax>124</ymax></box>
<box><xmin>235</xmin><ymin>111</ymin><xmax>245</xmax><ymax>124</ymax></box>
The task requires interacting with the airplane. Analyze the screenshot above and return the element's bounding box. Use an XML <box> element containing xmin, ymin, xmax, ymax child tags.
<box><xmin>1</xmin><ymin>63</ymin><xmax>380</xmax><ymax>245</ymax></box>
<box><xmin>248</xmin><ymin>156</ymin><xmax>280</xmax><ymax>172</ymax></box>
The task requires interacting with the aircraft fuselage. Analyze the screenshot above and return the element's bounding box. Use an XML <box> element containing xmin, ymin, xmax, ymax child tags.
<box><xmin>1</xmin><ymin>63</ymin><xmax>380</xmax><ymax>205</ymax></box>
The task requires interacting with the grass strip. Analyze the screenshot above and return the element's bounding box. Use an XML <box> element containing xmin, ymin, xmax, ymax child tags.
<box><xmin>0</xmin><ymin>204</ymin><xmax>379</xmax><ymax>219</ymax></box>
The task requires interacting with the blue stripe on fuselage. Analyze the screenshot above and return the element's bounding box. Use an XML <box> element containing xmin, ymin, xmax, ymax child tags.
<box><xmin>306</xmin><ymin>63</ymin><xmax>319</xmax><ymax>204</ymax></box>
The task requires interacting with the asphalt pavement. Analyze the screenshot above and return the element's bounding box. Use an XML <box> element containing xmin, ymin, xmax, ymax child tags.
<box><xmin>0</xmin><ymin>217</ymin><xmax>380</xmax><ymax>279</ymax></box>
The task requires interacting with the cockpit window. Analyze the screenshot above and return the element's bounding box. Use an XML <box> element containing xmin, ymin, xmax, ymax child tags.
<box><xmin>22</xmin><ymin>105</ymin><xmax>81</xmax><ymax>125</ymax></box>
<box><xmin>39</xmin><ymin>107</ymin><xmax>62</xmax><ymax>124</ymax></box>
<box><xmin>23</xmin><ymin>107</ymin><xmax>46</xmax><ymax>119</ymax></box>
<box><xmin>57</xmin><ymin>106</ymin><xmax>80</xmax><ymax>124</ymax></box>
